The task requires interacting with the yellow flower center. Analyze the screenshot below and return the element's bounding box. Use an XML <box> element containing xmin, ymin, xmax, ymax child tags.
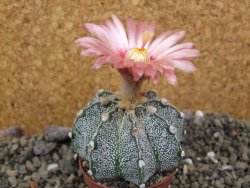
<box><xmin>125</xmin><ymin>48</ymin><xmax>149</xmax><ymax>62</ymax></box>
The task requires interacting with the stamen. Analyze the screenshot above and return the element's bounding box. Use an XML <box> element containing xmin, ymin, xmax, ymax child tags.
<box><xmin>142</xmin><ymin>31</ymin><xmax>153</xmax><ymax>49</ymax></box>
<box><xmin>125</xmin><ymin>48</ymin><xmax>149</xmax><ymax>63</ymax></box>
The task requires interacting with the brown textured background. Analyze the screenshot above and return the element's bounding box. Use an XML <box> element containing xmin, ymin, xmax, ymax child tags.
<box><xmin>0</xmin><ymin>0</ymin><xmax>249</xmax><ymax>133</ymax></box>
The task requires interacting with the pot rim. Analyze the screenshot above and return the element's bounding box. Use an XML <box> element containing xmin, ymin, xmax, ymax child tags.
<box><xmin>79</xmin><ymin>159</ymin><xmax>176</xmax><ymax>188</ymax></box>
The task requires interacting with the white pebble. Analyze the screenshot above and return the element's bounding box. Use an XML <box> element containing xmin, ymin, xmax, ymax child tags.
<box><xmin>195</xmin><ymin>110</ymin><xmax>204</xmax><ymax>118</ymax></box>
<box><xmin>169</xmin><ymin>126</ymin><xmax>177</xmax><ymax>134</ymax></box>
<box><xmin>47</xmin><ymin>163</ymin><xmax>58</xmax><ymax>171</ymax></box>
<box><xmin>207</xmin><ymin>151</ymin><xmax>216</xmax><ymax>158</ymax></box>
<box><xmin>68</xmin><ymin>132</ymin><xmax>72</xmax><ymax>139</ymax></box>
<box><xmin>181</xmin><ymin>150</ymin><xmax>185</xmax><ymax>157</ymax></box>
<box><xmin>139</xmin><ymin>184</ymin><xmax>145</xmax><ymax>188</ymax></box>
<box><xmin>101</xmin><ymin>112</ymin><xmax>109</xmax><ymax>122</ymax></box>
<box><xmin>183</xmin><ymin>164</ymin><xmax>188</xmax><ymax>175</ymax></box>
<box><xmin>184</xmin><ymin>130</ymin><xmax>187</xmax><ymax>135</ymax></box>
<box><xmin>220</xmin><ymin>165</ymin><xmax>234</xmax><ymax>171</ymax></box>
<box><xmin>74</xmin><ymin>154</ymin><xmax>78</xmax><ymax>160</ymax></box>
<box><xmin>87</xmin><ymin>170</ymin><xmax>93</xmax><ymax>176</ymax></box>
<box><xmin>207</xmin><ymin>151</ymin><xmax>218</xmax><ymax>164</ymax></box>
<box><xmin>180</xmin><ymin>112</ymin><xmax>184</xmax><ymax>118</ymax></box>
<box><xmin>213</xmin><ymin>132</ymin><xmax>220</xmax><ymax>138</ymax></box>
<box><xmin>184</xmin><ymin>158</ymin><xmax>193</xmax><ymax>164</ymax></box>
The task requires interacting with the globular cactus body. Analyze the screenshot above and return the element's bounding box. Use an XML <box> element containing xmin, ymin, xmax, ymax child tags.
<box><xmin>71</xmin><ymin>90</ymin><xmax>184</xmax><ymax>186</ymax></box>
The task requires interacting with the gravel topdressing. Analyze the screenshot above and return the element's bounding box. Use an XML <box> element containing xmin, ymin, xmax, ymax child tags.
<box><xmin>0</xmin><ymin>112</ymin><xmax>249</xmax><ymax>188</ymax></box>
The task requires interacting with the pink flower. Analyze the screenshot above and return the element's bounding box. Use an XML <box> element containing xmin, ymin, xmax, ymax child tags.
<box><xmin>76</xmin><ymin>15</ymin><xmax>199</xmax><ymax>85</ymax></box>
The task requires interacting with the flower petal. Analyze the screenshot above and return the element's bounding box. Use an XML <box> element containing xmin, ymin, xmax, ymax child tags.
<box><xmin>164</xmin><ymin>70</ymin><xmax>177</xmax><ymax>85</ymax></box>
<box><xmin>93</xmin><ymin>56</ymin><xmax>108</xmax><ymax>69</ymax></box>
<box><xmin>149</xmin><ymin>31</ymin><xmax>186</xmax><ymax>58</ymax></box>
<box><xmin>111</xmin><ymin>15</ymin><xmax>129</xmax><ymax>50</ymax></box>
<box><xmin>126</xmin><ymin>19</ymin><xmax>137</xmax><ymax>48</ymax></box>
<box><xmin>157</xmin><ymin>43</ymin><xmax>195</xmax><ymax>59</ymax></box>
<box><xmin>148</xmin><ymin>31</ymin><xmax>173</xmax><ymax>52</ymax></box>
<box><xmin>167</xmin><ymin>49</ymin><xmax>199</xmax><ymax>59</ymax></box>
<box><xmin>172</xmin><ymin>60</ymin><xmax>196</xmax><ymax>72</ymax></box>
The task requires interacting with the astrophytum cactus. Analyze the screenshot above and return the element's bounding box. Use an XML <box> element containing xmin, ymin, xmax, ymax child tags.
<box><xmin>71</xmin><ymin>89</ymin><xmax>185</xmax><ymax>187</ymax></box>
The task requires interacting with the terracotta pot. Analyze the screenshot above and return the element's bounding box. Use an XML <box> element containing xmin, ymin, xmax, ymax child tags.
<box><xmin>79</xmin><ymin>159</ymin><xmax>176</xmax><ymax>188</ymax></box>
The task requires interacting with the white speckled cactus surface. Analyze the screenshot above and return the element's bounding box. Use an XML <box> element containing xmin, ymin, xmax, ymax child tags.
<box><xmin>71</xmin><ymin>90</ymin><xmax>185</xmax><ymax>186</ymax></box>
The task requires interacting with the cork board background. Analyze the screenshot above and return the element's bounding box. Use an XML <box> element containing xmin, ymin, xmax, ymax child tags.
<box><xmin>0</xmin><ymin>0</ymin><xmax>249</xmax><ymax>133</ymax></box>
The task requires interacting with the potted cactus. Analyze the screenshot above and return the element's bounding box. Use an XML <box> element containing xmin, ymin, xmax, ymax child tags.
<box><xmin>69</xmin><ymin>15</ymin><xmax>198</xmax><ymax>188</ymax></box>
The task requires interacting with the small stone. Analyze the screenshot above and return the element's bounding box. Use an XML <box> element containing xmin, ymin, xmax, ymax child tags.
<box><xmin>184</xmin><ymin>158</ymin><xmax>193</xmax><ymax>164</ymax></box>
<box><xmin>25</xmin><ymin>160</ymin><xmax>35</xmax><ymax>172</ymax></box>
<box><xmin>214</xmin><ymin>179</ymin><xmax>224</xmax><ymax>188</ymax></box>
<box><xmin>195</xmin><ymin>110</ymin><xmax>204</xmax><ymax>118</ymax></box>
<box><xmin>31</xmin><ymin>172</ymin><xmax>40</xmax><ymax>182</ymax></box>
<box><xmin>139</xmin><ymin>184</ymin><xmax>145</xmax><ymax>188</ymax></box>
<box><xmin>0</xmin><ymin>127</ymin><xmax>22</xmax><ymax>138</ymax></box>
<box><xmin>183</xmin><ymin>164</ymin><xmax>188</xmax><ymax>175</ymax></box>
<box><xmin>32</xmin><ymin>156</ymin><xmax>42</xmax><ymax>168</ymax></box>
<box><xmin>19</xmin><ymin>165</ymin><xmax>27</xmax><ymax>174</ymax></box>
<box><xmin>74</xmin><ymin>153</ymin><xmax>78</xmax><ymax>160</ymax></box>
<box><xmin>6</xmin><ymin>170</ymin><xmax>18</xmax><ymax>177</ymax></box>
<box><xmin>87</xmin><ymin>170</ymin><xmax>93</xmax><ymax>176</ymax></box>
<box><xmin>244</xmin><ymin>175</ymin><xmax>250</xmax><ymax>182</ymax></box>
<box><xmin>207</xmin><ymin>151</ymin><xmax>218</xmax><ymax>163</ymax></box>
<box><xmin>47</xmin><ymin>163</ymin><xmax>59</xmax><ymax>172</ymax></box>
<box><xmin>224</xmin><ymin>176</ymin><xmax>232</xmax><ymax>185</ymax></box>
<box><xmin>77</xmin><ymin>183</ymin><xmax>85</xmax><ymax>188</ymax></box>
<box><xmin>213</xmin><ymin>132</ymin><xmax>220</xmax><ymax>138</ymax></box>
<box><xmin>182</xmin><ymin>109</ymin><xmax>193</xmax><ymax>120</ymax></box>
<box><xmin>19</xmin><ymin>136</ymin><xmax>28</xmax><ymax>147</ymax></box>
<box><xmin>242</xmin><ymin>152</ymin><xmax>249</xmax><ymax>161</ymax></box>
<box><xmin>188</xmin><ymin>164</ymin><xmax>196</xmax><ymax>172</ymax></box>
<box><xmin>0</xmin><ymin>179</ymin><xmax>9</xmax><ymax>188</ymax></box>
<box><xmin>242</xmin><ymin>182</ymin><xmax>250</xmax><ymax>188</ymax></box>
<box><xmin>199</xmin><ymin>164</ymin><xmax>209</xmax><ymax>171</ymax></box>
<box><xmin>12</xmin><ymin>144</ymin><xmax>19</xmax><ymax>151</ymax></box>
<box><xmin>214</xmin><ymin>119</ymin><xmax>222</xmax><ymax>126</ymax></box>
<box><xmin>23</xmin><ymin>175</ymin><xmax>31</xmax><ymax>181</ymax></box>
<box><xmin>191</xmin><ymin>181</ymin><xmax>199</xmax><ymax>188</ymax></box>
<box><xmin>220</xmin><ymin>165</ymin><xmax>234</xmax><ymax>171</ymax></box>
<box><xmin>45</xmin><ymin>126</ymin><xmax>71</xmax><ymax>142</ymax></box>
<box><xmin>18</xmin><ymin>182</ymin><xmax>30</xmax><ymax>188</ymax></box>
<box><xmin>33</xmin><ymin>141</ymin><xmax>57</xmax><ymax>155</ymax></box>
<box><xmin>52</xmin><ymin>152</ymin><xmax>60</xmax><ymax>161</ymax></box>
<box><xmin>8</xmin><ymin>176</ymin><xmax>17</xmax><ymax>187</ymax></box>
<box><xmin>235</xmin><ymin>161</ymin><xmax>248</xmax><ymax>170</ymax></box>
<box><xmin>68</xmin><ymin>132</ymin><xmax>72</xmax><ymax>139</ymax></box>
<box><xmin>181</xmin><ymin>150</ymin><xmax>185</xmax><ymax>157</ymax></box>
<box><xmin>66</xmin><ymin>173</ymin><xmax>76</xmax><ymax>183</ymax></box>
<box><xmin>19</xmin><ymin>147</ymin><xmax>33</xmax><ymax>163</ymax></box>
<box><xmin>229</xmin><ymin>153</ymin><xmax>237</xmax><ymax>164</ymax></box>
